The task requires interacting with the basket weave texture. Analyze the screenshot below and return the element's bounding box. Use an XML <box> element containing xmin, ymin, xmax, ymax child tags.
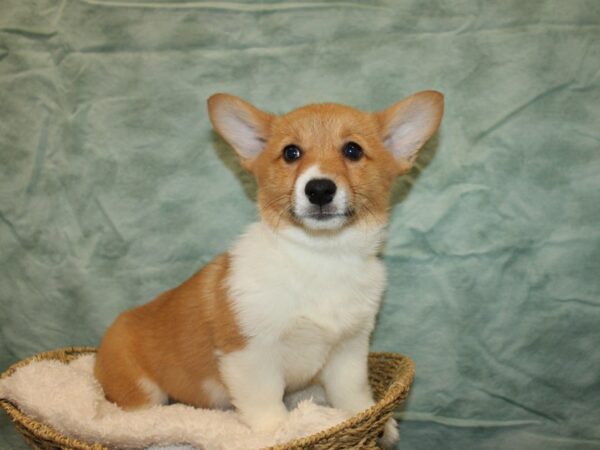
<box><xmin>1</xmin><ymin>347</ymin><xmax>415</xmax><ymax>450</ymax></box>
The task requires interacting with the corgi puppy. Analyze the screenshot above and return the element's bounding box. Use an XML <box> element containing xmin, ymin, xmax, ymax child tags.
<box><xmin>94</xmin><ymin>91</ymin><xmax>444</xmax><ymax>447</ymax></box>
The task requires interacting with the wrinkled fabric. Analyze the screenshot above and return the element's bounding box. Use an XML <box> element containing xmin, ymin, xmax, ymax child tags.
<box><xmin>1</xmin><ymin>1</ymin><xmax>599</xmax><ymax>449</ymax></box>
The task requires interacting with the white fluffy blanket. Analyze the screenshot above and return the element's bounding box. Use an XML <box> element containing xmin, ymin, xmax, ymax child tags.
<box><xmin>0</xmin><ymin>355</ymin><xmax>351</xmax><ymax>449</ymax></box>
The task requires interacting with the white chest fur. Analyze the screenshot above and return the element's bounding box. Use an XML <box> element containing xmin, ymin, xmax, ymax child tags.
<box><xmin>225</xmin><ymin>222</ymin><xmax>387</xmax><ymax>390</ymax></box>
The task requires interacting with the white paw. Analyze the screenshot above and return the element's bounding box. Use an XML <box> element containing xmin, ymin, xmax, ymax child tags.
<box><xmin>244</xmin><ymin>409</ymin><xmax>289</xmax><ymax>434</ymax></box>
<box><xmin>378</xmin><ymin>418</ymin><xmax>400</xmax><ymax>448</ymax></box>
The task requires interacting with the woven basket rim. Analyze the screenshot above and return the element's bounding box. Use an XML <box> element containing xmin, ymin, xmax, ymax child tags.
<box><xmin>1</xmin><ymin>347</ymin><xmax>415</xmax><ymax>450</ymax></box>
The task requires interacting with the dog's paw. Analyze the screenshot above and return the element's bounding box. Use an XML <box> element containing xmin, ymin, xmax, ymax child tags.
<box><xmin>378</xmin><ymin>418</ymin><xmax>400</xmax><ymax>448</ymax></box>
<box><xmin>245</xmin><ymin>409</ymin><xmax>289</xmax><ymax>434</ymax></box>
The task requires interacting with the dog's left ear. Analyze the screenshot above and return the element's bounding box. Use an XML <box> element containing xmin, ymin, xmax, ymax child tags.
<box><xmin>376</xmin><ymin>91</ymin><xmax>444</xmax><ymax>174</ymax></box>
<box><xmin>207</xmin><ymin>94</ymin><xmax>273</xmax><ymax>171</ymax></box>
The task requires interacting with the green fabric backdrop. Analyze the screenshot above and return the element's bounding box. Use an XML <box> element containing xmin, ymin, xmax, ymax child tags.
<box><xmin>1</xmin><ymin>1</ymin><xmax>599</xmax><ymax>449</ymax></box>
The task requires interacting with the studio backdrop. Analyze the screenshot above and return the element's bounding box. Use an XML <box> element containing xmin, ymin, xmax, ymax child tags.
<box><xmin>1</xmin><ymin>1</ymin><xmax>599</xmax><ymax>449</ymax></box>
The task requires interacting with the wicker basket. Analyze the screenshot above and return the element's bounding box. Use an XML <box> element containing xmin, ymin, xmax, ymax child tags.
<box><xmin>1</xmin><ymin>347</ymin><xmax>415</xmax><ymax>450</ymax></box>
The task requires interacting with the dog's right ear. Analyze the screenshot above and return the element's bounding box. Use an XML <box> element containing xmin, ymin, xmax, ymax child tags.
<box><xmin>207</xmin><ymin>94</ymin><xmax>273</xmax><ymax>172</ymax></box>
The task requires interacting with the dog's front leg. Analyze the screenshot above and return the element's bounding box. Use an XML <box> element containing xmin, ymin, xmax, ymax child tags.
<box><xmin>320</xmin><ymin>330</ymin><xmax>400</xmax><ymax>448</ymax></box>
<box><xmin>321</xmin><ymin>330</ymin><xmax>374</xmax><ymax>412</ymax></box>
<box><xmin>220</xmin><ymin>344</ymin><xmax>288</xmax><ymax>434</ymax></box>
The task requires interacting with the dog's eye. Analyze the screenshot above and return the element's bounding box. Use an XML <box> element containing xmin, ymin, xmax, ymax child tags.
<box><xmin>342</xmin><ymin>142</ymin><xmax>363</xmax><ymax>161</ymax></box>
<box><xmin>282</xmin><ymin>145</ymin><xmax>302</xmax><ymax>162</ymax></box>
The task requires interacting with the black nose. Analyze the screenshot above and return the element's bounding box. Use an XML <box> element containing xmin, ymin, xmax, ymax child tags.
<box><xmin>305</xmin><ymin>178</ymin><xmax>337</xmax><ymax>206</ymax></box>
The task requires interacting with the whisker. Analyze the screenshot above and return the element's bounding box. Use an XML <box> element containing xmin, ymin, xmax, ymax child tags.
<box><xmin>274</xmin><ymin>204</ymin><xmax>291</xmax><ymax>230</ymax></box>
<box><xmin>351</xmin><ymin>190</ymin><xmax>383</xmax><ymax>226</ymax></box>
<box><xmin>262</xmin><ymin>193</ymin><xmax>291</xmax><ymax>210</ymax></box>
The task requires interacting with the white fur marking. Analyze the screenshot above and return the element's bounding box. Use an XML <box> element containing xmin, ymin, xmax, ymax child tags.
<box><xmin>222</xmin><ymin>221</ymin><xmax>387</xmax><ymax>431</ymax></box>
<box><xmin>201</xmin><ymin>378</ymin><xmax>231</xmax><ymax>409</ymax></box>
<box><xmin>138</xmin><ymin>378</ymin><xmax>168</xmax><ymax>406</ymax></box>
<box><xmin>293</xmin><ymin>165</ymin><xmax>349</xmax><ymax>230</ymax></box>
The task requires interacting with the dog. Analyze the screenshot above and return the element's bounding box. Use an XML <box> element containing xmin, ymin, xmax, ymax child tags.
<box><xmin>94</xmin><ymin>90</ymin><xmax>444</xmax><ymax>447</ymax></box>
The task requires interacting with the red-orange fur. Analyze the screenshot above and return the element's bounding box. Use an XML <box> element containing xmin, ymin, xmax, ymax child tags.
<box><xmin>94</xmin><ymin>254</ymin><xmax>244</xmax><ymax>409</ymax></box>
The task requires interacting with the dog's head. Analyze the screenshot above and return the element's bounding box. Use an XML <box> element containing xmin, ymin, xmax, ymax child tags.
<box><xmin>208</xmin><ymin>92</ymin><xmax>443</xmax><ymax>235</ymax></box>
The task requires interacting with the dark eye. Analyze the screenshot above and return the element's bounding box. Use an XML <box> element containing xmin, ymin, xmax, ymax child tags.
<box><xmin>282</xmin><ymin>144</ymin><xmax>302</xmax><ymax>162</ymax></box>
<box><xmin>342</xmin><ymin>142</ymin><xmax>363</xmax><ymax>161</ymax></box>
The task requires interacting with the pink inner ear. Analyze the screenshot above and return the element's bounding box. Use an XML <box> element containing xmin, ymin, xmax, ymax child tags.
<box><xmin>208</xmin><ymin>94</ymin><xmax>273</xmax><ymax>161</ymax></box>
<box><xmin>220</xmin><ymin>112</ymin><xmax>265</xmax><ymax>159</ymax></box>
<box><xmin>380</xmin><ymin>92</ymin><xmax>443</xmax><ymax>161</ymax></box>
<box><xmin>384</xmin><ymin>118</ymin><xmax>428</xmax><ymax>161</ymax></box>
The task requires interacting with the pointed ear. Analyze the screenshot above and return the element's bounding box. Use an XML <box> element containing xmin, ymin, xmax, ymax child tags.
<box><xmin>376</xmin><ymin>90</ymin><xmax>444</xmax><ymax>173</ymax></box>
<box><xmin>207</xmin><ymin>93</ymin><xmax>273</xmax><ymax>171</ymax></box>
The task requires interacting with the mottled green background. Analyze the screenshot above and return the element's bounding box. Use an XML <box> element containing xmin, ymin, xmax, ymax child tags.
<box><xmin>1</xmin><ymin>1</ymin><xmax>599</xmax><ymax>449</ymax></box>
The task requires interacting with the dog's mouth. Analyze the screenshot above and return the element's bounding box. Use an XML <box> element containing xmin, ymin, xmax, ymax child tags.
<box><xmin>303</xmin><ymin>209</ymin><xmax>355</xmax><ymax>221</ymax></box>
<box><xmin>290</xmin><ymin>206</ymin><xmax>355</xmax><ymax>229</ymax></box>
